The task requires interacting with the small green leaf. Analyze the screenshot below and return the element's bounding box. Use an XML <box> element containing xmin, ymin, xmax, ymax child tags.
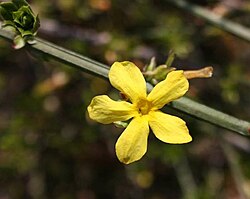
<box><xmin>13</xmin><ymin>35</ymin><xmax>25</xmax><ymax>49</ymax></box>
<box><xmin>113</xmin><ymin>121</ymin><xmax>129</xmax><ymax>128</ymax></box>
<box><xmin>27</xmin><ymin>37</ymin><xmax>36</xmax><ymax>44</ymax></box>
<box><xmin>0</xmin><ymin>2</ymin><xmax>18</xmax><ymax>11</ymax></box>
<box><xmin>2</xmin><ymin>20</ymin><xmax>16</xmax><ymax>28</ymax></box>
<box><xmin>13</xmin><ymin>6</ymin><xmax>34</xmax><ymax>28</ymax></box>
<box><xmin>32</xmin><ymin>15</ymin><xmax>40</xmax><ymax>33</ymax></box>
<box><xmin>144</xmin><ymin>57</ymin><xmax>156</xmax><ymax>72</ymax></box>
<box><xmin>0</xmin><ymin>7</ymin><xmax>11</xmax><ymax>20</ymax></box>
<box><xmin>0</xmin><ymin>0</ymin><xmax>40</xmax><ymax>49</ymax></box>
<box><xmin>12</xmin><ymin>0</ymin><xmax>29</xmax><ymax>8</ymax></box>
<box><xmin>152</xmin><ymin>65</ymin><xmax>176</xmax><ymax>81</ymax></box>
<box><xmin>0</xmin><ymin>2</ymin><xmax>17</xmax><ymax>20</ymax></box>
<box><xmin>21</xmin><ymin>30</ymin><xmax>33</xmax><ymax>37</ymax></box>
<box><xmin>165</xmin><ymin>50</ymin><xmax>176</xmax><ymax>67</ymax></box>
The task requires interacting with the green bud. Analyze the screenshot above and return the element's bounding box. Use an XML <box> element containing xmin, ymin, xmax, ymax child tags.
<box><xmin>13</xmin><ymin>34</ymin><xmax>25</xmax><ymax>49</ymax></box>
<box><xmin>0</xmin><ymin>0</ymin><xmax>40</xmax><ymax>49</ymax></box>
<box><xmin>143</xmin><ymin>53</ymin><xmax>177</xmax><ymax>84</ymax></box>
<box><xmin>165</xmin><ymin>50</ymin><xmax>176</xmax><ymax>67</ymax></box>
<box><xmin>113</xmin><ymin>121</ymin><xmax>129</xmax><ymax>128</ymax></box>
<box><xmin>144</xmin><ymin>57</ymin><xmax>156</xmax><ymax>72</ymax></box>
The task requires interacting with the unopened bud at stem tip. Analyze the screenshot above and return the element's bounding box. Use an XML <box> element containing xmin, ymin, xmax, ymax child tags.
<box><xmin>184</xmin><ymin>66</ymin><xmax>213</xmax><ymax>80</ymax></box>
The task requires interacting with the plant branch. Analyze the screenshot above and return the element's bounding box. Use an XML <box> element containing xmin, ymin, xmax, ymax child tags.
<box><xmin>0</xmin><ymin>27</ymin><xmax>250</xmax><ymax>136</ymax></box>
<box><xmin>0</xmin><ymin>25</ymin><xmax>109</xmax><ymax>78</ymax></box>
<box><xmin>167</xmin><ymin>0</ymin><xmax>250</xmax><ymax>42</ymax></box>
<box><xmin>34</xmin><ymin>37</ymin><xmax>109</xmax><ymax>78</ymax></box>
<box><xmin>171</xmin><ymin>97</ymin><xmax>250</xmax><ymax>136</ymax></box>
<box><xmin>220</xmin><ymin>141</ymin><xmax>248</xmax><ymax>199</ymax></box>
<box><xmin>173</xmin><ymin>151</ymin><xmax>198</xmax><ymax>199</ymax></box>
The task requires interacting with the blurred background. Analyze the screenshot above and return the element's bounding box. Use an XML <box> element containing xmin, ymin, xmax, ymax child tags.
<box><xmin>0</xmin><ymin>0</ymin><xmax>250</xmax><ymax>198</ymax></box>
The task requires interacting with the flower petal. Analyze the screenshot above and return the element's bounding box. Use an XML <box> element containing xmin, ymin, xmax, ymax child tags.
<box><xmin>109</xmin><ymin>61</ymin><xmax>147</xmax><ymax>103</ymax></box>
<box><xmin>147</xmin><ymin>70</ymin><xmax>189</xmax><ymax>109</ymax></box>
<box><xmin>116</xmin><ymin>116</ymin><xmax>149</xmax><ymax>164</ymax></box>
<box><xmin>87</xmin><ymin>95</ymin><xmax>137</xmax><ymax>124</ymax></box>
<box><xmin>148</xmin><ymin>111</ymin><xmax>192</xmax><ymax>144</ymax></box>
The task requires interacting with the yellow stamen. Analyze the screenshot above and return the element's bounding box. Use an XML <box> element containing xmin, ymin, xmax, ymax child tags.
<box><xmin>137</xmin><ymin>99</ymin><xmax>152</xmax><ymax>115</ymax></box>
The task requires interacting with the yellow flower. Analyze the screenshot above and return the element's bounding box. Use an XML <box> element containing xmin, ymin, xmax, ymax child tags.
<box><xmin>87</xmin><ymin>61</ymin><xmax>192</xmax><ymax>164</ymax></box>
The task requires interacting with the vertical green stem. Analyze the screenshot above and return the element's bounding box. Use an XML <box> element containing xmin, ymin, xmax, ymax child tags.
<box><xmin>221</xmin><ymin>141</ymin><xmax>248</xmax><ymax>199</ymax></box>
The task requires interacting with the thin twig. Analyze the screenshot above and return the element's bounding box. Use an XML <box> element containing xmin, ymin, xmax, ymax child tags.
<box><xmin>167</xmin><ymin>0</ymin><xmax>250</xmax><ymax>42</ymax></box>
<box><xmin>223</xmin><ymin>132</ymin><xmax>250</xmax><ymax>153</ymax></box>
<box><xmin>0</xmin><ymin>28</ymin><xmax>250</xmax><ymax>136</ymax></box>
<box><xmin>173</xmin><ymin>150</ymin><xmax>198</xmax><ymax>199</ymax></box>
<box><xmin>34</xmin><ymin>37</ymin><xmax>109</xmax><ymax>78</ymax></box>
<box><xmin>220</xmin><ymin>141</ymin><xmax>248</xmax><ymax>199</ymax></box>
<box><xmin>171</xmin><ymin>97</ymin><xmax>250</xmax><ymax>136</ymax></box>
<box><xmin>0</xmin><ymin>25</ymin><xmax>109</xmax><ymax>78</ymax></box>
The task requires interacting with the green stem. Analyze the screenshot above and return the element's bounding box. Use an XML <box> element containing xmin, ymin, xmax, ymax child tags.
<box><xmin>167</xmin><ymin>0</ymin><xmax>250</xmax><ymax>42</ymax></box>
<box><xmin>0</xmin><ymin>27</ymin><xmax>250</xmax><ymax>136</ymax></box>
<box><xmin>171</xmin><ymin>98</ymin><xmax>250</xmax><ymax>136</ymax></box>
<box><xmin>34</xmin><ymin>38</ymin><xmax>109</xmax><ymax>78</ymax></box>
<box><xmin>220</xmin><ymin>141</ymin><xmax>248</xmax><ymax>199</ymax></box>
<box><xmin>173</xmin><ymin>151</ymin><xmax>198</xmax><ymax>199</ymax></box>
<box><xmin>0</xmin><ymin>26</ymin><xmax>109</xmax><ymax>78</ymax></box>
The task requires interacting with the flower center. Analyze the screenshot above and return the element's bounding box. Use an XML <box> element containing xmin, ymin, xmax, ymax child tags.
<box><xmin>137</xmin><ymin>99</ymin><xmax>152</xmax><ymax>115</ymax></box>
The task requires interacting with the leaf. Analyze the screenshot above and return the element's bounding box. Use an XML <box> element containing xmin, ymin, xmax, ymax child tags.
<box><xmin>144</xmin><ymin>57</ymin><xmax>156</xmax><ymax>72</ymax></box>
<box><xmin>21</xmin><ymin>30</ymin><xmax>33</xmax><ymax>37</ymax></box>
<box><xmin>0</xmin><ymin>2</ymin><xmax>17</xmax><ymax>20</ymax></box>
<box><xmin>0</xmin><ymin>0</ymin><xmax>40</xmax><ymax>49</ymax></box>
<box><xmin>32</xmin><ymin>15</ymin><xmax>40</xmax><ymax>34</ymax></box>
<box><xmin>113</xmin><ymin>121</ymin><xmax>129</xmax><ymax>128</ymax></box>
<box><xmin>165</xmin><ymin>50</ymin><xmax>176</xmax><ymax>67</ymax></box>
<box><xmin>16</xmin><ymin>5</ymin><xmax>34</xmax><ymax>17</ymax></box>
<box><xmin>13</xmin><ymin>6</ymin><xmax>37</xmax><ymax>30</ymax></box>
<box><xmin>13</xmin><ymin>35</ymin><xmax>25</xmax><ymax>49</ymax></box>
<box><xmin>12</xmin><ymin>0</ymin><xmax>29</xmax><ymax>8</ymax></box>
<box><xmin>1</xmin><ymin>26</ymin><xmax>16</xmax><ymax>35</ymax></box>
<box><xmin>0</xmin><ymin>2</ymin><xmax>18</xmax><ymax>11</ymax></box>
<box><xmin>27</xmin><ymin>37</ymin><xmax>36</xmax><ymax>44</ymax></box>
<box><xmin>2</xmin><ymin>20</ymin><xmax>16</xmax><ymax>28</ymax></box>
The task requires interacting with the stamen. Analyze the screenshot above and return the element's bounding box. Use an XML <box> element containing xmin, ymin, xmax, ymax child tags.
<box><xmin>137</xmin><ymin>99</ymin><xmax>152</xmax><ymax>115</ymax></box>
